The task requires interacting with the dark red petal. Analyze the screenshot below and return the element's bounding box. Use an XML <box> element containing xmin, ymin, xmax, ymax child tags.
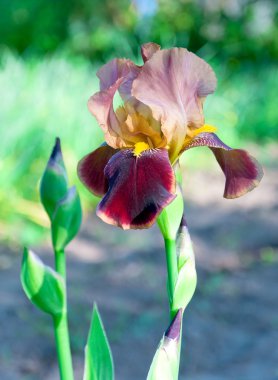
<box><xmin>77</xmin><ymin>144</ymin><xmax>118</xmax><ymax>197</ymax></box>
<box><xmin>184</xmin><ymin>133</ymin><xmax>263</xmax><ymax>199</ymax></box>
<box><xmin>97</xmin><ymin>149</ymin><xmax>176</xmax><ymax>229</ymax></box>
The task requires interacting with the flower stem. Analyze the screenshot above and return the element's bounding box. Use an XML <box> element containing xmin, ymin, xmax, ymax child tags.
<box><xmin>53</xmin><ymin>314</ymin><xmax>74</xmax><ymax>380</ymax></box>
<box><xmin>53</xmin><ymin>249</ymin><xmax>74</xmax><ymax>380</ymax></box>
<box><xmin>55</xmin><ymin>249</ymin><xmax>66</xmax><ymax>278</ymax></box>
<box><xmin>164</xmin><ymin>238</ymin><xmax>178</xmax><ymax>318</ymax></box>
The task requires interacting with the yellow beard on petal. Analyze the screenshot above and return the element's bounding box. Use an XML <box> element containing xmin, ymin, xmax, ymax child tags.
<box><xmin>183</xmin><ymin>124</ymin><xmax>217</xmax><ymax>147</ymax></box>
<box><xmin>115</xmin><ymin>104</ymin><xmax>167</xmax><ymax>150</ymax></box>
<box><xmin>133</xmin><ymin>141</ymin><xmax>151</xmax><ymax>157</ymax></box>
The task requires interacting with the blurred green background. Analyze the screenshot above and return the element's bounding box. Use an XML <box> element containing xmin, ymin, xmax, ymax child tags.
<box><xmin>1</xmin><ymin>2</ymin><xmax>278</xmax><ymax>380</ymax></box>
<box><xmin>0</xmin><ymin>0</ymin><xmax>277</xmax><ymax>244</ymax></box>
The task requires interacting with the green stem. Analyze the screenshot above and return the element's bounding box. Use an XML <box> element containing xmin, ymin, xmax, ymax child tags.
<box><xmin>54</xmin><ymin>249</ymin><xmax>74</xmax><ymax>380</ymax></box>
<box><xmin>55</xmin><ymin>249</ymin><xmax>66</xmax><ymax>278</ymax></box>
<box><xmin>164</xmin><ymin>239</ymin><xmax>178</xmax><ymax>318</ymax></box>
<box><xmin>53</xmin><ymin>314</ymin><xmax>74</xmax><ymax>380</ymax></box>
<box><xmin>164</xmin><ymin>238</ymin><xmax>181</xmax><ymax>380</ymax></box>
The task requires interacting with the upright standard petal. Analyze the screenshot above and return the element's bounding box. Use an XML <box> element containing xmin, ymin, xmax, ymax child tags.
<box><xmin>97</xmin><ymin>149</ymin><xmax>176</xmax><ymax>229</ymax></box>
<box><xmin>141</xmin><ymin>42</ymin><xmax>161</xmax><ymax>62</ymax></box>
<box><xmin>88</xmin><ymin>59</ymin><xmax>140</xmax><ymax>148</ymax></box>
<box><xmin>97</xmin><ymin>58</ymin><xmax>140</xmax><ymax>101</ymax></box>
<box><xmin>132</xmin><ymin>48</ymin><xmax>217</xmax><ymax>161</ymax></box>
<box><xmin>184</xmin><ymin>133</ymin><xmax>263</xmax><ymax>198</ymax></box>
<box><xmin>77</xmin><ymin>144</ymin><xmax>118</xmax><ymax>197</ymax></box>
<box><xmin>88</xmin><ymin>78</ymin><xmax>126</xmax><ymax>148</ymax></box>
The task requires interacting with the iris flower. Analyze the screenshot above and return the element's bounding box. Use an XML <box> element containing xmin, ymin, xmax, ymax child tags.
<box><xmin>78</xmin><ymin>42</ymin><xmax>263</xmax><ymax>229</ymax></box>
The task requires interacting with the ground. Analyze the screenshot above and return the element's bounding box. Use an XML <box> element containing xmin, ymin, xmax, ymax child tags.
<box><xmin>0</xmin><ymin>163</ymin><xmax>277</xmax><ymax>380</ymax></box>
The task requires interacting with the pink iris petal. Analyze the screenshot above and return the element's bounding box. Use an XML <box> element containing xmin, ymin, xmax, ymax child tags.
<box><xmin>77</xmin><ymin>144</ymin><xmax>118</xmax><ymax>197</ymax></box>
<box><xmin>88</xmin><ymin>59</ymin><xmax>140</xmax><ymax>148</ymax></box>
<box><xmin>184</xmin><ymin>133</ymin><xmax>263</xmax><ymax>198</ymax></box>
<box><xmin>132</xmin><ymin>48</ymin><xmax>217</xmax><ymax>160</ymax></box>
<box><xmin>88</xmin><ymin>78</ymin><xmax>126</xmax><ymax>148</ymax></box>
<box><xmin>97</xmin><ymin>149</ymin><xmax>176</xmax><ymax>229</ymax></box>
<box><xmin>97</xmin><ymin>58</ymin><xmax>140</xmax><ymax>101</ymax></box>
<box><xmin>141</xmin><ymin>42</ymin><xmax>161</xmax><ymax>62</ymax></box>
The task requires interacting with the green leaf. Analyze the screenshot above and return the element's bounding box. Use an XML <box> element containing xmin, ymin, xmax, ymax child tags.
<box><xmin>40</xmin><ymin>138</ymin><xmax>68</xmax><ymax>220</ymax></box>
<box><xmin>157</xmin><ymin>187</ymin><xmax>184</xmax><ymax>240</ymax></box>
<box><xmin>21</xmin><ymin>248</ymin><xmax>65</xmax><ymax>316</ymax></box>
<box><xmin>147</xmin><ymin>310</ymin><xmax>182</xmax><ymax>380</ymax></box>
<box><xmin>51</xmin><ymin>186</ymin><xmax>82</xmax><ymax>251</ymax></box>
<box><xmin>83</xmin><ymin>304</ymin><xmax>114</xmax><ymax>380</ymax></box>
<box><xmin>172</xmin><ymin>258</ymin><xmax>197</xmax><ymax>313</ymax></box>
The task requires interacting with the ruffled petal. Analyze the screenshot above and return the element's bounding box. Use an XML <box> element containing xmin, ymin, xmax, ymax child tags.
<box><xmin>77</xmin><ymin>144</ymin><xmax>118</xmax><ymax>197</ymax></box>
<box><xmin>97</xmin><ymin>58</ymin><xmax>140</xmax><ymax>101</ymax></box>
<box><xmin>184</xmin><ymin>133</ymin><xmax>263</xmax><ymax>198</ymax></box>
<box><xmin>88</xmin><ymin>59</ymin><xmax>140</xmax><ymax>148</ymax></box>
<box><xmin>132</xmin><ymin>48</ymin><xmax>217</xmax><ymax>161</ymax></box>
<box><xmin>97</xmin><ymin>149</ymin><xmax>176</xmax><ymax>229</ymax></box>
<box><xmin>141</xmin><ymin>42</ymin><xmax>161</xmax><ymax>62</ymax></box>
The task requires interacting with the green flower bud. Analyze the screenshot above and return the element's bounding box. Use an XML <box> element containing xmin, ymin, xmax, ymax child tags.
<box><xmin>21</xmin><ymin>248</ymin><xmax>65</xmax><ymax>316</ymax></box>
<box><xmin>172</xmin><ymin>218</ymin><xmax>197</xmax><ymax>313</ymax></box>
<box><xmin>40</xmin><ymin>138</ymin><xmax>68</xmax><ymax>220</ymax></box>
<box><xmin>51</xmin><ymin>186</ymin><xmax>82</xmax><ymax>251</ymax></box>
<box><xmin>176</xmin><ymin>216</ymin><xmax>195</xmax><ymax>270</ymax></box>
<box><xmin>147</xmin><ymin>309</ymin><xmax>183</xmax><ymax>380</ymax></box>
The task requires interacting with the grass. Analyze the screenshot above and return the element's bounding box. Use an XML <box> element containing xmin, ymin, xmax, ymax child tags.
<box><xmin>0</xmin><ymin>51</ymin><xmax>277</xmax><ymax>244</ymax></box>
<box><xmin>0</xmin><ymin>52</ymin><xmax>103</xmax><ymax>244</ymax></box>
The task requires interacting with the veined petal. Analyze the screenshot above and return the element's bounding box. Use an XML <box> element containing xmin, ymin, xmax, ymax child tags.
<box><xmin>88</xmin><ymin>59</ymin><xmax>140</xmax><ymax>148</ymax></box>
<box><xmin>141</xmin><ymin>42</ymin><xmax>161</xmax><ymax>62</ymax></box>
<box><xmin>97</xmin><ymin>58</ymin><xmax>140</xmax><ymax>101</ymax></box>
<box><xmin>97</xmin><ymin>149</ymin><xmax>176</xmax><ymax>229</ymax></box>
<box><xmin>184</xmin><ymin>133</ymin><xmax>263</xmax><ymax>198</ymax></box>
<box><xmin>132</xmin><ymin>48</ymin><xmax>217</xmax><ymax>161</ymax></box>
<box><xmin>88</xmin><ymin>78</ymin><xmax>126</xmax><ymax>148</ymax></box>
<box><xmin>77</xmin><ymin>144</ymin><xmax>118</xmax><ymax>197</ymax></box>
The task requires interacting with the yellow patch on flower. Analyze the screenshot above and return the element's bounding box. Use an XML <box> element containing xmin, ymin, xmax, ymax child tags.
<box><xmin>115</xmin><ymin>104</ymin><xmax>167</xmax><ymax>150</ymax></box>
<box><xmin>133</xmin><ymin>142</ymin><xmax>150</xmax><ymax>157</ymax></box>
<box><xmin>183</xmin><ymin>124</ymin><xmax>217</xmax><ymax>147</ymax></box>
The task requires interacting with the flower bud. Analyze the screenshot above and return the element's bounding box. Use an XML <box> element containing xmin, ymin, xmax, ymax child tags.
<box><xmin>172</xmin><ymin>217</ymin><xmax>197</xmax><ymax>313</ymax></box>
<box><xmin>176</xmin><ymin>216</ymin><xmax>195</xmax><ymax>270</ymax></box>
<box><xmin>147</xmin><ymin>309</ymin><xmax>183</xmax><ymax>380</ymax></box>
<box><xmin>21</xmin><ymin>248</ymin><xmax>65</xmax><ymax>316</ymax></box>
<box><xmin>40</xmin><ymin>138</ymin><xmax>68</xmax><ymax>220</ymax></box>
<box><xmin>51</xmin><ymin>186</ymin><xmax>82</xmax><ymax>251</ymax></box>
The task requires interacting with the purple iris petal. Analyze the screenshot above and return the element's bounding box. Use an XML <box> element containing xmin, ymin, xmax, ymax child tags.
<box><xmin>184</xmin><ymin>133</ymin><xmax>263</xmax><ymax>199</ymax></box>
<box><xmin>97</xmin><ymin>148</ymin><xmax>176</xmax><ymax>229</ymax></box>
<box><xmin>78</xmin><ymin>144</ymin><xmax>118</xmax><ymax>197</ymax></box>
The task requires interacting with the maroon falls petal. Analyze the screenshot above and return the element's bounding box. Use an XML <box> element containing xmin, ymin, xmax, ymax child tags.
<box><xmin>184</xmin><ymin>133</ymin><xmax>263</xmax><ymax>199</ymax></box>
<box><xmin>77</xmin><ymin>144</ymin><xmax>118</xmax><ymax>197</ymax></box>
<box><xmin>97</xmin><ymin>149</ymin><xmax>176</xmax><ymax>229</ymax></box>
